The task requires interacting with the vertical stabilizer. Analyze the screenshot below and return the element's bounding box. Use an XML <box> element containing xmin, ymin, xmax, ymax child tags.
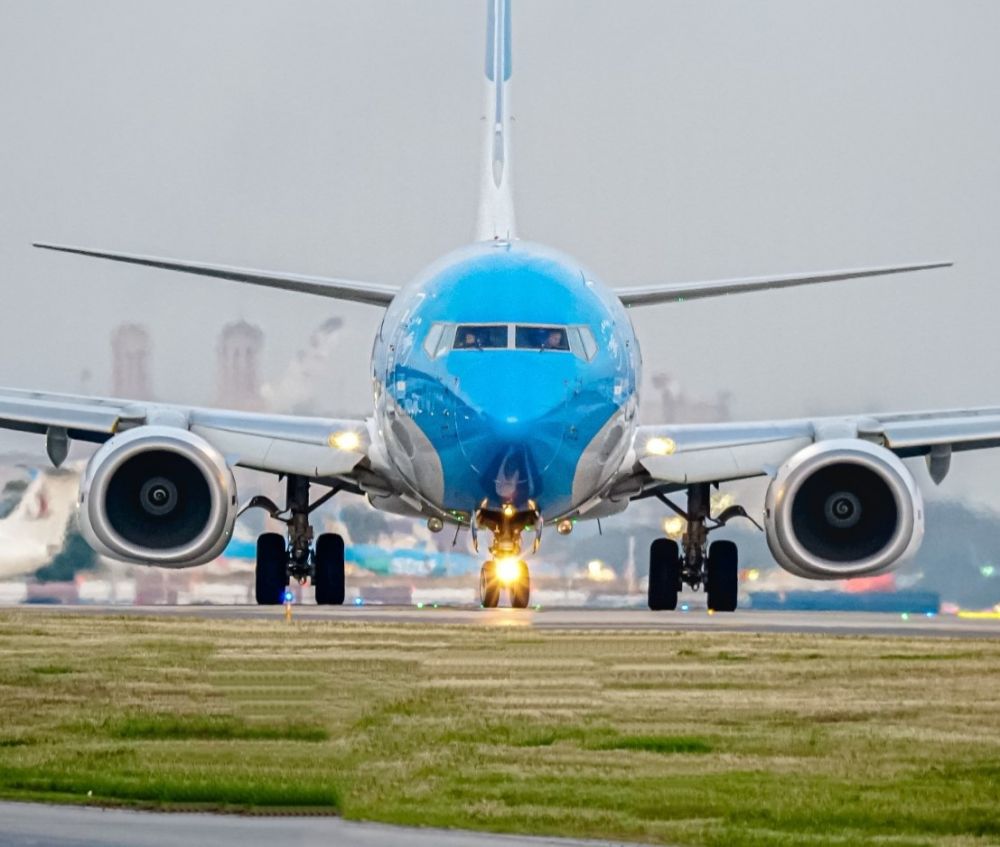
<box><xmin>475</xmin><ymin>0</ymin><xmax>517</xmax><ymax>241</ymax></box>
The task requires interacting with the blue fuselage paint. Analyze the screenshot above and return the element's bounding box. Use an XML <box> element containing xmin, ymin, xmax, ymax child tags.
<box><xmin>372</xmin><ymin>241</ymin><xmax>641</xmax><ymax>520</ymax></box>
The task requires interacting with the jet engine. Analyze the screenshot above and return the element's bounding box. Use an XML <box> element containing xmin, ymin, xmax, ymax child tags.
<box><xmin>763</xmin><ymin>439</ymin><xmax>923</xmax><ymax>579</ymax></box>
<box><xmin>78</xmin><ymin>427</ymin><xmax>238</xmax><ymax>567</ymax></box>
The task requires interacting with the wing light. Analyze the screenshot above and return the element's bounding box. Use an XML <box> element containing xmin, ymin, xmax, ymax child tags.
<box><xmin>645</xmin><ymin>437</ymin><xmax>676</xmax><ymax>456</ymax></box>
<box><xmin>330</xmin><ymin>430</ymin><xmax>362</xmax><ymax>452</ymax></box>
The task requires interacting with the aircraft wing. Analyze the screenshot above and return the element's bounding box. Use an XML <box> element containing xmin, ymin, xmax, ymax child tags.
<box><xmin>33</xmin><ymin>243</ymin><xmax>398</xmax><ymax>307</ymax></box>
<box><xmin>631</xmin><ymin>407</ymin><xmax>1000</xmax><ymax>489</ymax></box>
<box><xmin>615</xmin><ymin>261</ymin><xmax>952</xmax><ymax>307</ymax></box>
<box><xmin>0</xmin><ymin>386</ymin><xmax>371</xmax><ymax>480</ymax></box>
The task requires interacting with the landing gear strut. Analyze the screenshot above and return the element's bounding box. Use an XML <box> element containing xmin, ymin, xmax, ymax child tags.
<box><xmin>648</xmin><ymin>483</ymin><xmax>757</xmax><ymax>612</ymax></box>
<box><xmin>247</xmin><ymin>475</ymin><xmax>344</xmax><ymax>606</ymax></box>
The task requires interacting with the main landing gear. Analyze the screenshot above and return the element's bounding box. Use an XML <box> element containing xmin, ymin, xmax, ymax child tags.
<box><xmin>475</xmin><ymin>502</ymin><xmax>537</xmax><ymax>609</ymax></box>
<box><xmin>648</xmin><ymin>483</ymin><xmax>759</xmax><ymax>613</ymax></box>
<box><xmin>247</xmin><ymin>475</ymin><xmax>345</xmax><ymax>606</ymax></box>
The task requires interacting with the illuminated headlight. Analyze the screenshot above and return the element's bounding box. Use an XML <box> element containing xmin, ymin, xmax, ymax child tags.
<box><xmin>662</xmin><ymin>516</ymin><xmax>686</xmax><ymax>539</ymax></box>
<box><xmin>330</xmin><ymin>430</ymin><xmax>361</xmax><ymax>451</ymax></box>
<box><xmin>645</xmin><ymin>436</ymin><xmax>676</xmax><ymax>456</ymax></box>
<box><xmin>496</xmin><ymin>556</ymin><xmax>521</xmax><ymax>584</ymax></box>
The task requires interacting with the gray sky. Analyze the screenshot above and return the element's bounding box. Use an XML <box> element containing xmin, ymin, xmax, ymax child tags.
<box><xmin>1</xmin><ymin>1</ymin><xmax>999</xmax><ymax>504</ymax></box>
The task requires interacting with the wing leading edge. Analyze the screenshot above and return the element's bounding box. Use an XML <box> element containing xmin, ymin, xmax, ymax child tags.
<box><xmin>33</xmin><ymin>242</ymin><xmax>398</xmax><ymax>307</ymax></box>
<box><xmin>615</xmin><ymin>261</ymin><xmax>952</xmax><ymax>307</ymax></box>
<box><xmin>633</xmin><ymin>407</ymin><xmax>1000</xmax><ymax>489</ymax></box>
<box><xmin>0</xmin><ymin>386</ymin><xmax>371</xmax><ymax>479</ymax></box>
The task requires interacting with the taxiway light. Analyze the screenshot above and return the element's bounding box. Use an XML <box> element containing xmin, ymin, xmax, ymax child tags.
<box><xmin>496</xmin><ymin>556</ymin><xmax>521</xmax><ymax>584</ymax></box>
<box><xmin>645</xmin><ymin>436</ymin><xmax>676</xmax><ymax>456</ymax></box>
<box><xmin>330</xmin><ymin>430</ymin><xmax>361</xmax><ymax>451</ymax></box>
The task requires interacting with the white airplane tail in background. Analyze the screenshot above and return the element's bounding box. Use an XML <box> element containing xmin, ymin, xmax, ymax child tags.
<box><xmin>0</xmin><ymin>468</ymin><xmax>79</xmax><ymax>580</ymax></box>
<box><xmin>475</xmin><ymin>0</ymin><xmax>517</xmax><ymax>242</ymax></box>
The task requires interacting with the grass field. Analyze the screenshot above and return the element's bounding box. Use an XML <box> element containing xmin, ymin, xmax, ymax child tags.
<box><xmin>1</xmin><ymin>611</ymin><xmax>999</xmax><ymax>846</ymax></box>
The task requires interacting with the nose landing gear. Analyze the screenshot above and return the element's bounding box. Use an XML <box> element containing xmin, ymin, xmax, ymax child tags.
<box><xmin>649</xmin><ymin>483</ymin><xmax>760</xmax><ymax>612</ymax></box>
<box><xmin>475</xmin><ymin>503</ymin><xmax>535</xmax><ymax>609</ymax></box>
<box><xmin>479</xmin><ymin>558</ymin><xmax>531</xmax><ymax>608</ymax></box>
<box><xmin>244</xmin><ymin>475</ymin><xmax>345</xmax><ymax>606</ymax></box>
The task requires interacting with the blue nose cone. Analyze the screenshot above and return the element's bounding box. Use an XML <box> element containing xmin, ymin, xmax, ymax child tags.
<box><xmin>451</xmin><ymin>352</ymin><xmax>576</xmax><ymax>506</ymax></box>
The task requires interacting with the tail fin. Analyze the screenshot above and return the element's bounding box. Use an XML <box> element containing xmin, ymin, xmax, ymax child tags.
<box><xmin>0</xmin><ymin>469</ymin><xmax>78</xmax><ymax>551</ymax></box>
<box><xmin>475</xmin><ymin>0</ymin><xmax>517</xmax><ymax>241</ymax></box>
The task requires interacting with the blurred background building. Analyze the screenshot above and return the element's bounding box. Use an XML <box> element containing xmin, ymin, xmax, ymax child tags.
<box><xmin>111</xmin><ymin>323</ymin><xmax>152</xmax><ymax>400</ymax></box>
<box><xmin>216</xmin><ymin>320</ymin><xmax>264</xmax><ymax>410</ymax></box>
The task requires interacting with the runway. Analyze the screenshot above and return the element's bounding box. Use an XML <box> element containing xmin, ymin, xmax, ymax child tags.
<box><xmin>9</xmin><ymin>604</ymin><xmax>1000</xmax><ymax>637</ymax></box>
<box><xmin>0</xmin><ymin>802</ymin><xmax>633</xmax><ymax>847</ymax></box>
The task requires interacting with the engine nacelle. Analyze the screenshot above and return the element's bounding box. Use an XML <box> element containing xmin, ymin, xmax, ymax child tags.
<box><xmin>764</xmin><ymin>439</ymin><xmax>924</xmax><ymax>579</ymax></box>
<box><xmin>79</xmin><ymin>427</ymin><xmax>238</xmax><ymax>568</ymax></box>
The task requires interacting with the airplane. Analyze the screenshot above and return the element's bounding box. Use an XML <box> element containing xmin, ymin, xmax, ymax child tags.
<box><xmin>0</xmin><ymin>467</ymin><xmax>80</xmax><ymax>580</ymax></box>
<box><xmin>7</xmin><ymin>0</ymin><xmax>1000</xmax><ymax>611</ymax></box>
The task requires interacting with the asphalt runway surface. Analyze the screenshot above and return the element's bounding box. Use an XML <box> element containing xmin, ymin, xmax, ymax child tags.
<box><xmin>7</xmin><ymin>604</ymin><xmax>1000</xmax><ymax>637</ymax></box>
<box><xmin>0</xmin><ymin>802</ymin><xmax>633</xmax><ymax>847</ymax></box>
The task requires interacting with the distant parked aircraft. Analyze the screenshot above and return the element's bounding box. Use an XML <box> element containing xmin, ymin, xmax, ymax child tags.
<box><xmin>0</xmin><ymin>468</ymin><xmax>78</xmax><ymax>580</ymax></box>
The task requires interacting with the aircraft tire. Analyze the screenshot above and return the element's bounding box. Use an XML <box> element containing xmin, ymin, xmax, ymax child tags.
<box><xmin>255</xmin><ymin>532</ymin><xmax>288</xmax><ymax>605</ymax></box>
<box><xmin>480</xmin><ymin>561</ymin><xmax>500</xmax><ymax>608</ymax></box>
<box><xmin>314</xmin><ymin>533</ymin><xmax>346</xmax><ymax>605</ymax></box>
<box><xmin>648</xmin><ymin>538</ymin><xmax>680</xmax><ymax>610</ymax></box>
<box><xmin>706</xmin><ymin>540</ymin><xmax>738</xmax><ymax>612</ymax></box>
<box><xmin>509</xmin><ymin>561</ymin><xmax>530</xmax><ymax>609</ymax></box>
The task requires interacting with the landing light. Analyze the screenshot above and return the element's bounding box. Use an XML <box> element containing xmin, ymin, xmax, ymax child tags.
<box><xmin>330</xmin><ymin>430</ymin><xmax>361</xmax><ymax>451</ymax></box>
<box><xmin>645</xmin><ymin>437</ymin><xmax>676</xmax><ymax>456</ymax></box>
<box><xmin>662</xmin><ymin>516</ymin><xmax>685</xmax><ymax>539</ymax></box>
<box><xmin>496</xmin><ymin>556</ymin><xmax>521</xmax><ymax>584</ymax></box>
<box><xmin>502</xmin><ymin>503</ymin><xmax>516</xmax><ymax>518</ymax></box>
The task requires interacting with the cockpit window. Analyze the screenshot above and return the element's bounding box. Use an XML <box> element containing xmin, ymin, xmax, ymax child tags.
<box><xmin>515</xmin><ymin>325</ymin><xmax>570</xmax><ymax>351</ymax></box>
<box><xmin>578</xmin><ymin>326</ymin><xmax>598</xmax><ymax>361</ymax></box>
<box><xmin>454</xmin><ymin>324</ymin><xmax>508</xmax><ymax>349</ymax></box>
<box><xmin>423</xmin><ymin>322</ymin><xmax>455</xmax><ymax>358</ymax></box>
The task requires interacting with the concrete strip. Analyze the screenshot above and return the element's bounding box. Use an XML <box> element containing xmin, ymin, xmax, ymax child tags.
<box><xmin>0</xmin><ymin>802</ymin><xmax>640</xmax><ymax>847</ymax></box>
<box><xmin>3</xmin><ymin>605</ymin><xmax>999</xmax><ymax>638</ymax></box>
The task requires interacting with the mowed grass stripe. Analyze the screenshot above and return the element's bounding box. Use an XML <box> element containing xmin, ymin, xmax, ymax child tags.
<box><xmin>1</xmin><ymin>612</ymin><xmax>1000</xmax><ymax>846</ymax></box>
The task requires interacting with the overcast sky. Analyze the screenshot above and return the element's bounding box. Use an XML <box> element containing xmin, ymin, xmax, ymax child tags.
<box><xmin>1</xmin><ymin>1</ymin><xmax>999</xmax><ymax>505</ymax></box>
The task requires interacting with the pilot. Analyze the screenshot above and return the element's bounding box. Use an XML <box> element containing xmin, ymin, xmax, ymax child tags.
<box><xmin>461</xmin><ymin>329</ymin><xmax>479</xmax><ymax>348</ymax></box>
<box><xmin>543</xmin><ymin>328</ymin><xmax>565</xmax><ymax>349</ymax></box>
